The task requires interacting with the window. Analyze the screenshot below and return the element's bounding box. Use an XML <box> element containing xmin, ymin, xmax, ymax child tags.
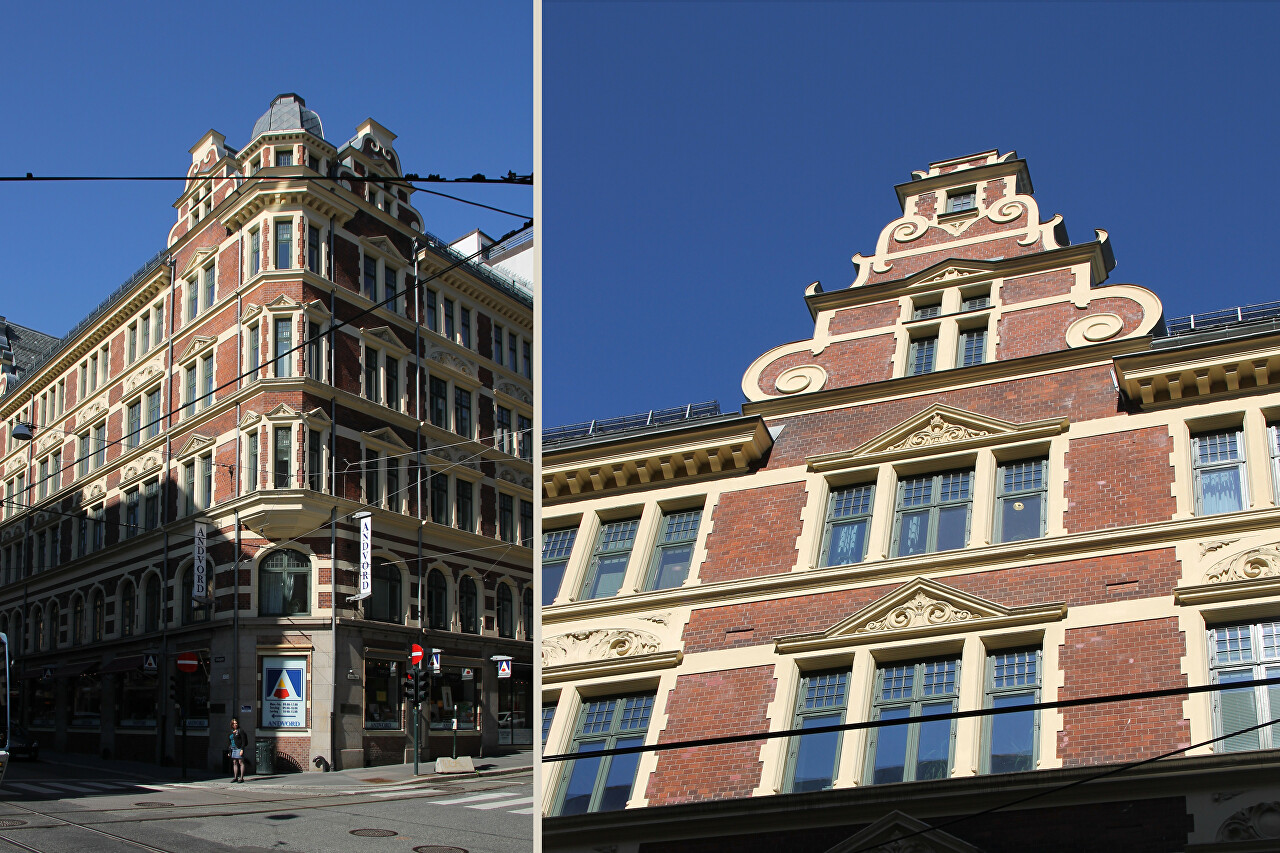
<box><xmin>430</xmin><ymin>473</ymin><xmax>450</xmax><ymax>526</ymax></box>
<box><xmin>364</xmin><ymin>659</ymin><xmax>401</xmax><ymax>730</ymax></box>
<box><xmin>1209</xmin><ymin>622</ymin><xmax>1280</xmax><ymax>753</ymax></box>
<box><xmin>509</xmin><ymin>334</ymin><xmax>519</xmax><ymax>373</ymax></box>
<box><xmin>556</xmin><ymin>694</ymin><xmax>654</xmax><ymax>815</ymax></box>
<box><xmin>425</xmin><ymin>289</ymin><xmax>438</xmax><ymax>332</ymax></box>
<box><xmin>497</xmin><ymin>584</ymin><xmax>514</xmax><ymax>638</ymax></box>
<box><xmin>983</xmin><ymin>649</ymin><xmax>1040</xmax><ymax>774</ymax></box>
<box><xmin>946</xmin><ymin>189</ymin><xmax>976</xmax><ymax>213</ymax></box>
<box><xmin>307</xmin><ymin>321</ymin><xmax>324</xmax><ymax>380</ymax></box>
<box><xmin>37</xmin><ymin>459</ymin><xmax>48</xmax><ymax>501</ymax></box>
<box><xmin>522</xmin><ymin>341</ymin><xmax>532</xmax><ymax>379</ymax></box>
<box><xmin>821</xmin><ymin>484</ymin><xmax>874</xmax><ymax>567</ymax></box>
<box><xmin>499</xmin><ymin>493</ymin><xmax>515</xmax><ymax>543</ymax></box>
<box><xmin>364</xmin><ymin>346</ymin><xmax>380</xmax><ymax>403</ymax></box>
<box><xmin>368</xmin><ymin>558</ymin><xmax>402</xmax><ymax>624</ymax></box>
<box><xmin>493</xmin><ymin>324</ymin><xmax>504</xmax><ymax>365</ymax></box>
<box><xmin>542</xmin><ymin>529</ymin><xmax>576</xmax><ymax>606</ymax></box>
<box><xmin>893</xmin><ymin>469</ymin><xmax>972</xmax><ymax>556</ymax></box>
<box><xmin>460</xmin><ymin>307</ymin><xmax>471</xmax><ymax>348</ymax></box>
<box><xmin>962</xmin><ymin>294</ymin><xmax>991</xmax><ymax>311</ymax></box>
<box><xmin>203</xmin><ymin>262</ymin><xmax>216</xmax><ymax>310</ymax></box>
<box><xmin>127</xmin><ymin>322</ymin><xmax>137</xmax><ymax>363</ymax></box>
<box><xmin>183</xmin><ymin>461</ymin><xmax>196</xmax><ymax>516</ymax></box>
<box><xmin>248</xmin><ymin>321</ymin><xmax>261</xmax><ymax>379</ymax></box>
<box><xmin>186</xmin><ymin>277</ymin><xmax>199</xmax><ymax>320</ymax></box>
<box><xmin>259</xmin><ymin>549</ymin><xmax>310</xmax><ymax>616</ymax></box>
<box><xmin>443</xmin><ymin>298</ymin><xmax>455</xmax><ymax>340</ymax></box>
<box><xmin>785</xmin><ymin>670</ymin><xmax>848</xmax><ymax>793</ymax></box>
<box><xmin>146</xmin><ymin>387</ymin><xmax>162</xmax><ymax>439</ymax></box>
<box><xmin>184</xmin><ymin>365</ymin><xmax>196</xmax><ymax>418</ymax></box>
<box><xmin>144</xmin><ymin>478</ymin><xmax>160</xmax><ymax>530</ymax></box>
<box><xmin>307</xmin><ymin>429</ymin><xmax>323</xmax><ymax>492</ymax></box>
<box><xmin>246</xmin><ymin>432</ymin><xmax>259</xmax><ymax>492</ymax></box>
<box><xmin>385</xmin><ymin>356</ymin><xmax>399</xmax><ymax>410</ymax></box>
<box><xmin>1271</xmin><ymin>423</ymin><xmax>1280</xmax><ymax>504</ymax></box>
<box><xmin>907</xmin><ymin>335</ymin><xmax>937</xmax><ymax>376</ymax></box>
<box><xmin>1193</xmin><ymin>429</ymin><xmax>1246</xmax><ymax>515</ymax></box>
<box><xmin>427</xmin><ymin>569</ymin><xmax>448</xmax><ymax>629</ymax></box>
<box><xmin>645</xmin><ymin>509</ymin><xmax>700</xmax><ymax>590</ymax></box>
<box><xmin>276</xmin><ymin>150</ymin><xmax>292</xmax><ymax>168</ymax></box>
<box><xmin>496</xmin><ymin>406</ymin><xmax>513</xmax><ymax>454</ymax></box>
<box><xmin>518</xmin><ymin>415</ymin><xmax>532</xmax><ymax>462</ymax></box>
<box><xmin>124</xmin><ymin>488</ymin><xmax>140</xmax><ymax>538</ymax></box>
<box><xmin>250</xmin><ymin>228</ymin><xmax>261</xmax><ymax>275</ymax></box>
<box><xmin>363</xmin><ymin>256</ymin><xmax>377</xmax><ymax>300</ymax></box>
<box><xmin>912</xmin><ymin>303</ymin><xmax>941</xmax><ymax>321</ymax></box>
<box><xmin>581</xmin><ymin>519</ymin><xmax>639</xmax><ymax>600</ymax></box>
<box><xmin>384</xmin><ymin>265</ymin><xmax>399</xmax><ymax>314</ymax></box>
<box><xmin>995</xmin><ymin>459</ymin><xmax>1047</xmax><ymax>543</ymax></box>
<box><xmin>364</xmin><ymin>449</ymin><xmax>381</xmax><ymax>505</ymax></box>
<box><xmin>454</xmin><ymin>388</ymin><xmax>472</xmax><ymax>438</ymax></box>
<box><xmin>152</xmin><ymin>301</ymin><xmax>163</xmax><ymax>348</ymax></box>
<box><xmin>274</xmin><ymin>317</ymin><xmax>292</xmax><ymax>378</ymax></box>
<box><xmin>274</xmin><ymin>426</ymin><xmax>292</xmax><ymax>488</ymax></box>
<box><xmin>867</xmin><ymin>658</ymin><xmax>960</xmax><ymax>784</ymax></box>
<box><xmin>459</xmin><ymin>576</ymin><xmax>479</xmax><ymax>634</ymax></box>
<box><xmin>144</xmin><ymin>576</ymin><xmax>161</xmax><ymax>633</ymax></box>
<box><xmin>198</xmin><ymin>453</ymin><xmax>213</xmax><ymax>510</ymax></box>
<box><xmin>958</xmin><ymin>327</ymin><xmax>986</xmax><ymax>367</ymax></box>
<box><xmin>429</xmin><ymin>377</ymin><xmax>448</xmax><ymax>428</ymax></box>
<box><xmin>455</xmin><ymin>479</ymin><xmax>474</xmax><ymax>532</ymax></box>
<box><xmin>520</xmin><ymin>499</ymin><xmax>533</xmax><ymax>548</ymax></box>
<box><xmin>307</xmin><ymin>224</ymin><xmax>320</xmax><ymax>273</ymax></box>
<box><xmin>275</xmin><ymin>220</ymin><xmax>292</xmax><ymax>270</ymax></box>
<box><xmin>199</xmin><ymin>354</ymin><xmax>214</xmax><ymax>410</ymax></box>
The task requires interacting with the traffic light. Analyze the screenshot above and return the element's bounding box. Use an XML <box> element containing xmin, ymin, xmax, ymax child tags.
<box><xmin>402</xmin><ymin>669</ymin><xmax>417</xmax><ymax>705</ymax></box>
<box><xmin>415</xmin><ymin>668</ymin><xmax>430</xmax><ymax>704</ymax></box>
<box><xmin>168</xmin><ymin>675</ymin><xmax>179</xmax><ymax>705</ymax></box>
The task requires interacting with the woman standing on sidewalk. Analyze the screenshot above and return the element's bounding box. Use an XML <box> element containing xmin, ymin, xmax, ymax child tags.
<box><xmin>229</xmin><ymin>718</ymin><xmax>247</xmax><ymax>782</ymax></box>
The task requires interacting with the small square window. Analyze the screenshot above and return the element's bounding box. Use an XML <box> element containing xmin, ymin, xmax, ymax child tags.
<box><xmin>946</xmin><ymin>190</ymin><xmax>976</xmax><ymax>213</ymax></box>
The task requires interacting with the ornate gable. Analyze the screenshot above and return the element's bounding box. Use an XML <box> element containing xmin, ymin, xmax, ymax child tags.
<box><xmin>775</xmin><ymin>577</ymin><xmax>1066</xmax><ymax>652</ymax></box>
<box><xmin>823</xmin><ymin>810</ymin><xmax>983</xmax><ymax>853</ymax></box>
<box><xmin>177</xmin><ymin>434</ymin><xmax>215</xmax><ymax>458</ymax></box>
<box><xmin>911</xmin><ymin>261</ymin><xmax>995</xmax><ymax>288</ymax></box>
<box><xmin>179</xmin><ymin>335</ymin><xmax>217</xmax><ymax>362</ymax></box>
<box><xmin>808</xmin><ymin>404</ymin><xmax>1067</xmax><ymax>471</ymax></box>
<box><xmin>362</xmin><ymin>234</ymin><xmax>409</xmax><ymax>263</ymax></box>
<box><xmin>180</xmin><ymin>246</ymin><xmax>217</xmax><ymax>278</ymax></box>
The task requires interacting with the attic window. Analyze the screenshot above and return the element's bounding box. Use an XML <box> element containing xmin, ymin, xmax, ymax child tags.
<box><xmin>945</xmin><ymin>189</ymin><xmax>976</xmax><ymax>213</ymax></box>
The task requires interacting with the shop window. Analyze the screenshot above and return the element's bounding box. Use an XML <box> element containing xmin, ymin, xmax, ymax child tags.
<box><xmin>365</xmin><ymin>659</ymin><xmax>403</xmax><ymax>730</ymax></box>
<box><xmin>428</xmin><ymin>668</ymin><xmax>476</xmax><ymax>732</ymax></box>
<box><xmin>118</xmin><ymin>671</ymin><xmax>158</xmax><ymax>727</ymax></box>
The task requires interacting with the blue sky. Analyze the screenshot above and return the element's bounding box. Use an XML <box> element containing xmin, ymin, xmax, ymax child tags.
<box><xmin>542</xmin><ymin>2</ymin><xmax>1280</xmax><ymax>426</ymax></box>
<box><xmin>0</xmin><ymin>0</ymin><xmax>531</xmax><ymax>338</ymax></box>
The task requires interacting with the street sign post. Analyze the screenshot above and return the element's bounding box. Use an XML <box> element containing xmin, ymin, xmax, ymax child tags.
<box><xmin>492</xmin><ymin>655</ymin><xmax>514</xmax><ymax>746</ymax></box>
<box><xmin>176</xmin><ymin>651</ymin><xmax>199</xmax><ymax>673</ymax></box>
<box><xmin>410</xmin><ymin>644</ymin><xmax>423</xmax><ymax>667</ymax></box>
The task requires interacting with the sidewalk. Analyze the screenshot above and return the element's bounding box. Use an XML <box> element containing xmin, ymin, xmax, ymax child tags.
<box><xmin>34</xmin><ymin>748</ymin><xmax>532</xmax><ymax>789</ymax></box>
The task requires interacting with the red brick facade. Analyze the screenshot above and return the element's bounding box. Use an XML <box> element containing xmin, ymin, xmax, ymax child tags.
<box><xmin>697</xmin><ymin>482</ymin><xmax>808</xmax><ymax>584</ymax></box>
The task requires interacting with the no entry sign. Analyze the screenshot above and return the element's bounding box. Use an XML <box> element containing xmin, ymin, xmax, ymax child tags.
<box><xmin>176</xmin><ymin>652</ymin><xmax>199</xmax><ymax>674</ymax></box>
<box><xmin>410</xmin><ymin>644</ymin><xmax>424</xmax><ymax>666</ymax></box>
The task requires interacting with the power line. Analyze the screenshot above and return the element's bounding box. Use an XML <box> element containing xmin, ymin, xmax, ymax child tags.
<box><xmin>541</xmin><ymin>674</ymin><xmax>1280</xmax><ymax>763</ymax></box>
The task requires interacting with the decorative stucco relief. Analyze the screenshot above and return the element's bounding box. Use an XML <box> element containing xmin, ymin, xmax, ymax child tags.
<box><xmin>542</xmin><ymin>628</ymin><xmax>662</xmax><ymax>668</ymax></box>
<box><xmin>1217</xmin><ymin>801</ymin><xmax>1280</xmax><ymax>842</ymax></box>
<box><xmin>496</xmin><ymin>382</ymin><xmax>532</xmax><ymax>404</ymax></box>
<box><xmin>775</xmin><ymin>364</ymin><xmax>827</xmax><ymax>395</ymax></box>
<box><xmin>887</xmin><ymin>414</ymin><xmax>989</xmax><ymax>451</ymax></box>
<box><xmin>1205</xmin><ymin>544</ymin><xmax>1280</xmax><ymax>584</ymax></box>
<box><xmin>430</xmin><ymin>351</ymin><xmax>473</xmax><ymax>378</ymax></box>
<box><xmin>854</xmin><ymin>591</ymin><xmax>976</xmax><ymax>634</ymax></box>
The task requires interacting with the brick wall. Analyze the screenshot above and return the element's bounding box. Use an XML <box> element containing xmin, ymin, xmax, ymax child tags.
<box><xmin>1057</xmin><ymin>618</ymin><xmax>1189</xmax><ymax>766</ymax></box>
<box><xmin>829</xmin><ymin>301</ymin><xmax>900</xmax><ymax>335</ymax></box>
<box><xmin>645</xmin><ymin>666</ymin><xmax>777</xmax><ymax>805</ymax></box>
<box><xmin>1001</xmin><ymin>270</ymin><xmax>1073</xmax><ymax>304</ymax></box>
<box><xmin>867</xmin><ymin>235</ymin><xmax>1041</xmax><ymax>285</ymax></box>
<box><xmin>997</xmin><ymin>295</ymin><xmax>1146</xmax><ymax>360</ymax></box>
<box><xmin>1064</xmin><ymin>427</ymin><xmax>1175</xmax><ymax>533</ymax></box>
<box><xmin>698</xmin><ymin>482</ymin><xmax>807</xmax><ymax>584</ymax></box>
<box><xmin>756</xmin><ymin>335</ymin><xmax>895</xmax><ymax>397</ymax></box>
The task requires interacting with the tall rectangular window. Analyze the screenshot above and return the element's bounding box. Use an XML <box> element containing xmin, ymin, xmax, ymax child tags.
<box><xmin>429</xmin><ymin>377</ymin><xmax>448</xmax><ymax>429</ymax></box>
<box><xmin>124</xmin><ymin>488</ymin><xmax>139</xmax><ymax>537</ymax></box>
<box><xmin>425</xmin><ymin>289</ymin><xmax>438</xmax><ymax>333</ymax></box>
<box><xmin>92</xmin><ymin>423</ymin><xmax>106</xmax><ymax>470</ymax></box>
<box><xmin>580</xmin><ymin>519</ymin><xmax>639</xmax><ymax>600</ymax></box>
<box><xmin>183</xmin><ymin>462</ymin><xmax>195</xmax><ymax>516</ymax></box>
<box><xmin>37</xmin><ymin>460</ymin><xmax>48</xmax><ymax>501</ymax></box>
<box><xmin>499</xmin><ymin>493</ymin><xmax>515</xmax><ymax>543</ymax></box>
<box><xmin>995</xmin><ymin>459</ymin><xmax>1047</xmax><ymax>543</ymax></box>
<box><xmin>308</xmin><ymin>429</ymin><xmax>323</xmax><ymax>492</ymax></box>
<box><xmin>146</xmin><ymin>388</ymin><xmax>161</xmax><ymax>439</ymax></box>
<box><xmin>867</xmin><ymin>658</ymin><xmax>960</xmax><ymax>784</ymax></box>
<box><xmin>78</xmin><ymin>431</ymin><xmax>90</xmax><ymax>478</ymax></box>
<box><xmin>276</xmin><ymin>150</ymin><xmax>293</xmax><ymax>167</ymax></box>
<box><xmin>1211</xmin><ymin>622</ymin><xmax>1280</xmax><ymax>753</ymax></box>
<box><xmin>200</xmin><ymin>354</ymin><xmax>214</xmax><ymax>410</ymax></box>
<box><xmin>946</xmin><ymin>189</ymin><xmax>976</xmax><ymax>213</ymax></box>
<box><xmin>645</xmin><ymin>509</ymin><xmax>701</xmax><ymax>590</ymax></box>
<box><xmin>983</xmin><ymin>649</ymin><xmax>1040</xmax><ymax>774</ymax></box>
<box><xmin>958</xmin><ymin>327</ymin><xmax>986</xmax><ymax>367</ymax></box>
<box><xmin>184</xmin><ymin>365</ymin><xmax>196</xmax><ymax>418</ymax></box>
<box><xmin>821</xmin><ymin>484</ymin><xmax>874</xmax><ymax>567</ymax></box>
<box><xmin>460</xmin><ymin>307</ymin><xmax>472</xmax><ymax>348</ymax></box>
<box><xmin>363</xmin><ymin>256</ymin><xmax>377</xmax><ymax>300</ymax></box>
<box><xmin>431</xmin><ymin>473</ymin><xmax>449</xmax><ymax>526</ymax></box>
<box><xmin>250</xmin><ymin>228</ymin><xmax>261</xmax><ymax>275</ymax></box>
<box><xmin>144</xmin><ymin>479</ymin><xmax>159</xmax><ymax>530</ymax></box>
<box><xmin>443</xmin><ymin>298</ymin><xmax>455</xmax><ymax>340</ymax></box>
<box><xmin>520</xmin><ymin>499</ymin><xmax>533</xmax><ymax>547</ymax></box>
<box><xmin>186</xmin><ymin>279</ymin><xmax>199</xmax><ymax>320</ymax></box>
<box><xmin>275</xmin><ymin>221</ymin><xmax>292</xmax><ymax>270</ymax></box>
<box><xmin>152</xmin><ymin>301</ymin><xmax>163</xmax><ymax>345</ymax></box>
<box><xmin>454</xmin><ymin>388</ymin><xmax>472</xmax><ymax>438</ymax></box>
<box><xmin>364</xmin><ymin>346</ymin><xmax>380</xmax><ymax>403</ymax></box>
<box><xmin>246</xmin><ymin>432</ymin><xmax>259</xmax><ymax>493</ymax></box>
<box><xmin>557</xmin><ymin>694</ymin><xmax>654</xmax><ymax>816</ymax></box>
<box><xmin>522</xmin><ymin>341</ymin><xmax>532</xmax><ymax>379</ymax></box>
<box><xmin>518</xmin><ymin>415</ymin><xmax>532</xmax><ymax>462</ymax></box>
<box><xmin>274</xmin><ymin>426</ymin><xmax>292</xmax><ymax>488</ymax></box>
<box><xmin>785</xmin><ymin>671</ymin><xmax>848</xmax><ymax>793</ymax></box>
<box><xmin>365</xmin><ymin>449</ymin><xmax>381</xmax><ymax>506</ymax></box>
<box><xmin>307</xmin><ymin>223</ymin><xmax>320</xmax><ymax>273</ymax></box>
<box><xmin>509</xmin><ymin>334</ymin><xmax>519</xmax><ymax>373</ymax></box>
<box><xmin>496</xmin><ymin>406</ymin><xmax>513</xmax><ymax>454</ymax></box>
<box><xmin>384</xmin><ymin>265</ymin><xmax>398</xmax><ymax>313</ymax></box>
<box><xmin>140</xmin><ymin>315</ymin><xmax>150</xmax><ymax>354</ymax></box>
<box><xmin>203</xmin><ymin>262</ymin><xmax>216</xmax><ymax>309</ymax></box>
<box><xmin>455</xmin><ymin>479</ymin><xmax>474</xmax><ymax>531</ymax></box>
<box><xmin>274</xmin><ymin>318</ymin><xmax>292</xmax><ymax>378</ymax></box>
<box><xmin>127</xmin><ymin>323</ymin><xmax>137</xmax><ymax>363</ymax></box>
<box><xmin>542</xmin><ymin>528</ymin><xmax>576</xmax><ymax>606</ymax></box>
<box><xmin>51</xmin><ymin>451</ymin><xmax>61</xmax><ymax>493</ymax></box>
<box><xmin>126</xmin><ymin>401</ymin><xmax>141</xmax><ymax>449</ymax></box>
<box><xmin>307</xmin><ymin>321</ymin><xmax>323</xmax><ymax>380</ymax></box>
<box><xmin>199</xmin><ymin>453</ymin><xmax>213</xmax><ymax>509</ymax></box>
<box><xmin>907</xmin><ymin>336</ymin><xmax>937</xmax><ymax>376</ymax></box>
<box><xmin>385</xmin><ymin>357</ymin><xmax>399</xmax><ymax>409</ymax></box>
<box><xmin>1193</xmin><ymin>429</ymin><xmax>1246</xmax><ymax>515</ymax></box>
<box><xmin>893</xmin><ymin>469</ymin><xmax>972</xmax><ymax>556</ymax></box>
<box><xmin>493</xmin><ymin>324</ymin><xmax>504</xmax><ymax>365</ymax></box>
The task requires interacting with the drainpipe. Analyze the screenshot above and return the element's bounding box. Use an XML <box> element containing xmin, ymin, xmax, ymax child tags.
<box><xmin>412</xmin><ymin>240</ymin><xmax>425</xmax><ymax>765</ymax></box>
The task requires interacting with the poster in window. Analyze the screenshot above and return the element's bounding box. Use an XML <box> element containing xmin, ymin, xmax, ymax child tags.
<box><xmin>262</xmin><ymin>657</ymin><xmax>307</xmax><ymax>728</ymax></box>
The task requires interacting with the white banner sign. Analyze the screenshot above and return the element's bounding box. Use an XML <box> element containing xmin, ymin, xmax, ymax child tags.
<box><xmin>192</xmin><ymin>522</ymin><xmax>208</xmax><ymax>602</ymax></box>
<box><xmin>356</xmin><ymin>514</ymin><xmax>372</xmax><ymax>600</ymax></box>
<box><xmin>262</xmin><ymin>656</ymin><xmax>307</xmax><ymax>728</ymax></box>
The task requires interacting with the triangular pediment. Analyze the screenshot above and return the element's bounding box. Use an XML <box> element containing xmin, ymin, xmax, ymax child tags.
<box><xmin>241</xmin><ymin>302</ymin><xmax>263</xmax><ymax>321</ymax></box>
<box><xmin>177</xmin><ymin>434</ymin><xmax>215</xmax><ymax>458</ymax></box>
<box><xmin>299</xmin><ymin>406</ymin><xmax>331</xmax><ymax>427</ymax></box>
<box><xmin>180</xmin><ymin>246</ymin><xmax>217</xmax><ymax>278</ymax></box>
<box><xmin>907</xmin><ymin>259</ymin><xmax>997</xmax><ymax>288</ymax></box>
<box><xmin>179</xmin><ymin>336</ymin><xmax>217</xmax><ymax>362</ymax></box>
<box><xmin>265</xmin><ymin>294</ymin><xmax>302</xmax><ymax>312</ymax></box>
<box><xmin>363</xmin><ymin>426</ymin><xmax>411</xmax><ymax>451</ymax></box>
<box><xmin>265</xmin><ymin>403</ymin><xmax>300</xmax><ymax>420</ymax></box>
<box><xmin>823</xmin><ymin>810</ymin><xmax>983</xmax><ymax>853</ymax></box>
<box><xmin>364</xmin><ymin>325</ymin><xmax>408</xmax><ymax>353</ymax></box>
<box><xmin>362</xmin><ymin>234</ymin><xmax>409</xmax><ymax>263</ymax></box>
<box><xmin>776</xmin><ymin>577</ymin><xmax>1065</xmax><ymax>652</ymax></box>
<box><xmin>239</xmin><ymin>410</ymin><xmax>262</xmax><ymax>429</ymax></box>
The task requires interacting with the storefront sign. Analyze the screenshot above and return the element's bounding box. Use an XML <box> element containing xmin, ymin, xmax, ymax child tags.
<box><xmin>192</xmin><ymin>522</ymin><xmax>208</xmax><ymax>602</ymax></box>
<box><xmin>261</xmin><ymin>657</ymin><xmax>307</xmax><ymax>728</ymax></box>
<box><xmin>350</xmin><ymin>512</ymin><xmax>372</xmax><ymax>601</ymax></box>
<box><xmin>461</xmin><ymin>667</ymin><xmax>473</xmax><ymax>681</ymax></box>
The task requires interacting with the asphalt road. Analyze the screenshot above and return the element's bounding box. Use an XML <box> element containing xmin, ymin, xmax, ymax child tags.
<box><xmin>0</xmin><ymin>755</ymin><xmax>534</xmax><ymax>853</ymax></box>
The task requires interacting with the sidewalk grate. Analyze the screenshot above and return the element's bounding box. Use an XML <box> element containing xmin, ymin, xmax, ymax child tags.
<box><xmin>350</xmin><ymin>828</ymin><xmax>397</xmax><ymax>837</ymax></box>
<box><xmin>0</xmin><ymin>820</ymin><xmax>27</xmax><ymax>828</ymax></box>
<box><xmin>134</xmin><ymin>802</ymin><xmax>174</xmax><ymax>808</ymax></box>
<box><xmin>413</xmin><ymin>847</ymin><xmax>468</xmax><ymax>853</ymax></box>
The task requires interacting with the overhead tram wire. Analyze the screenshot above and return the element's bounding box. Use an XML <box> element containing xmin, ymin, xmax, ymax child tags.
<box><xmin>541</xmin><ymin>673</ymin><xmax>1280</xmax><ymax>763</ymax></box>
<box><xmin>0</xmin><ymin>172</ymin><xmax>532</xmax><ymax>219</ymax></box>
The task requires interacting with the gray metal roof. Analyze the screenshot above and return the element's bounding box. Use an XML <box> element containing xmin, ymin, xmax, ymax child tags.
<box><xmin>250</xmin><ymin>94</ymin><xmax>324</xmax><ymax>141</ymax></box>
<box><xmin>0</xmin><ymin>317</ymin><xmax>61</xmax><ymax>398</ymax></box>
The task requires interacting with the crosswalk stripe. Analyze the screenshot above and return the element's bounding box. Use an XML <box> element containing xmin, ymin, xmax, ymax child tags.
<box><xmin>467</xmin><ymin>796</ymin><xmax>534</xmax><ymax>810</ymax></box>
<box><xmin>40</xmin><ymin>782</ymin><xmax>104</xmax><ymax>793</ymax></box>
<box><xmin>78</xmin><ymin>781</ymin><xmax>138</xmax><ymax>791</ymax></box>
<box><xmin>509</xmin><ymin>807</ymin><xmax>534</xmax><ymax>814</ymax></box>
<box><xmin>6</xmin><ymin>782</ymin><xmax>60</xmax><ymax>794</ymax></box>
<box><xmin>430</xmin><ymin>792</ymin><xmax>518</xmax><ymax>805</ymax></box>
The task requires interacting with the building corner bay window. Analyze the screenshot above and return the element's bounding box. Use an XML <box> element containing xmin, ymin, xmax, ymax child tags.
<box><xmin>893</xmin><ymin>469</ymin><xmax>972</xmax><ymax>556</ymax></box>
<box><xmin>1193</xmin><ymin>429</ymin><xmax>1246</xmax><ymax>515</ymax></box>
<box><xmin>259</xmin><ymin>549</ymin><xmax>310</xmax><ymax>616</ymax></box>
<box><xmin>581</xmin><ymin>519</ymin><xmax>639</xmax><ymax>599</ymax></box>
<box><xmin>557</xmin><ymin>694</ymin><xmax>655</xmax><ymax>816</ymax></box>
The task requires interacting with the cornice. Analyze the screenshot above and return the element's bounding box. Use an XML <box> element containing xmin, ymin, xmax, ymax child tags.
<box><xmin>542</xmin><ymin>650</ymin><xmax>682</xmax><ymax>685</ymax></box>
<box><xmin>1114</xmin><ymin>331</ymin><xmax>1280</xmax><ymax>408</ymax></box>
<box><xmin>219</xmin><ymin>177</ymin><xmax>357</xmax><ymax>231</ymax></box>
<box><xmin>543</xmin><ymin>505</ymin><xmax>1280</xmax><ymax>626</ymax></box>
<box><xmin>893</xmin><ymin>158</ymin><xmax>1030</xmax><ymax>209</ymax></box>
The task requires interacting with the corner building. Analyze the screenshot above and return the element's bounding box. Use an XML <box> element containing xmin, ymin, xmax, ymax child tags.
<box><xmin>0</xmin><ymin>94</ymin><xmax>534</xmax><ymax>772</ymax></box>
<box><xmin>542</xmin><ymin>151</ymin><xmax>1280</xmax><ymax>850</ymax></box>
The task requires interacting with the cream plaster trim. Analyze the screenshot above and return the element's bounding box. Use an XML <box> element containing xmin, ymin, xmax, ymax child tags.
<box><xmin>542</xmin><ymin>650</ymin><xmax>682</xmax><ymax>684</ymax></box>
